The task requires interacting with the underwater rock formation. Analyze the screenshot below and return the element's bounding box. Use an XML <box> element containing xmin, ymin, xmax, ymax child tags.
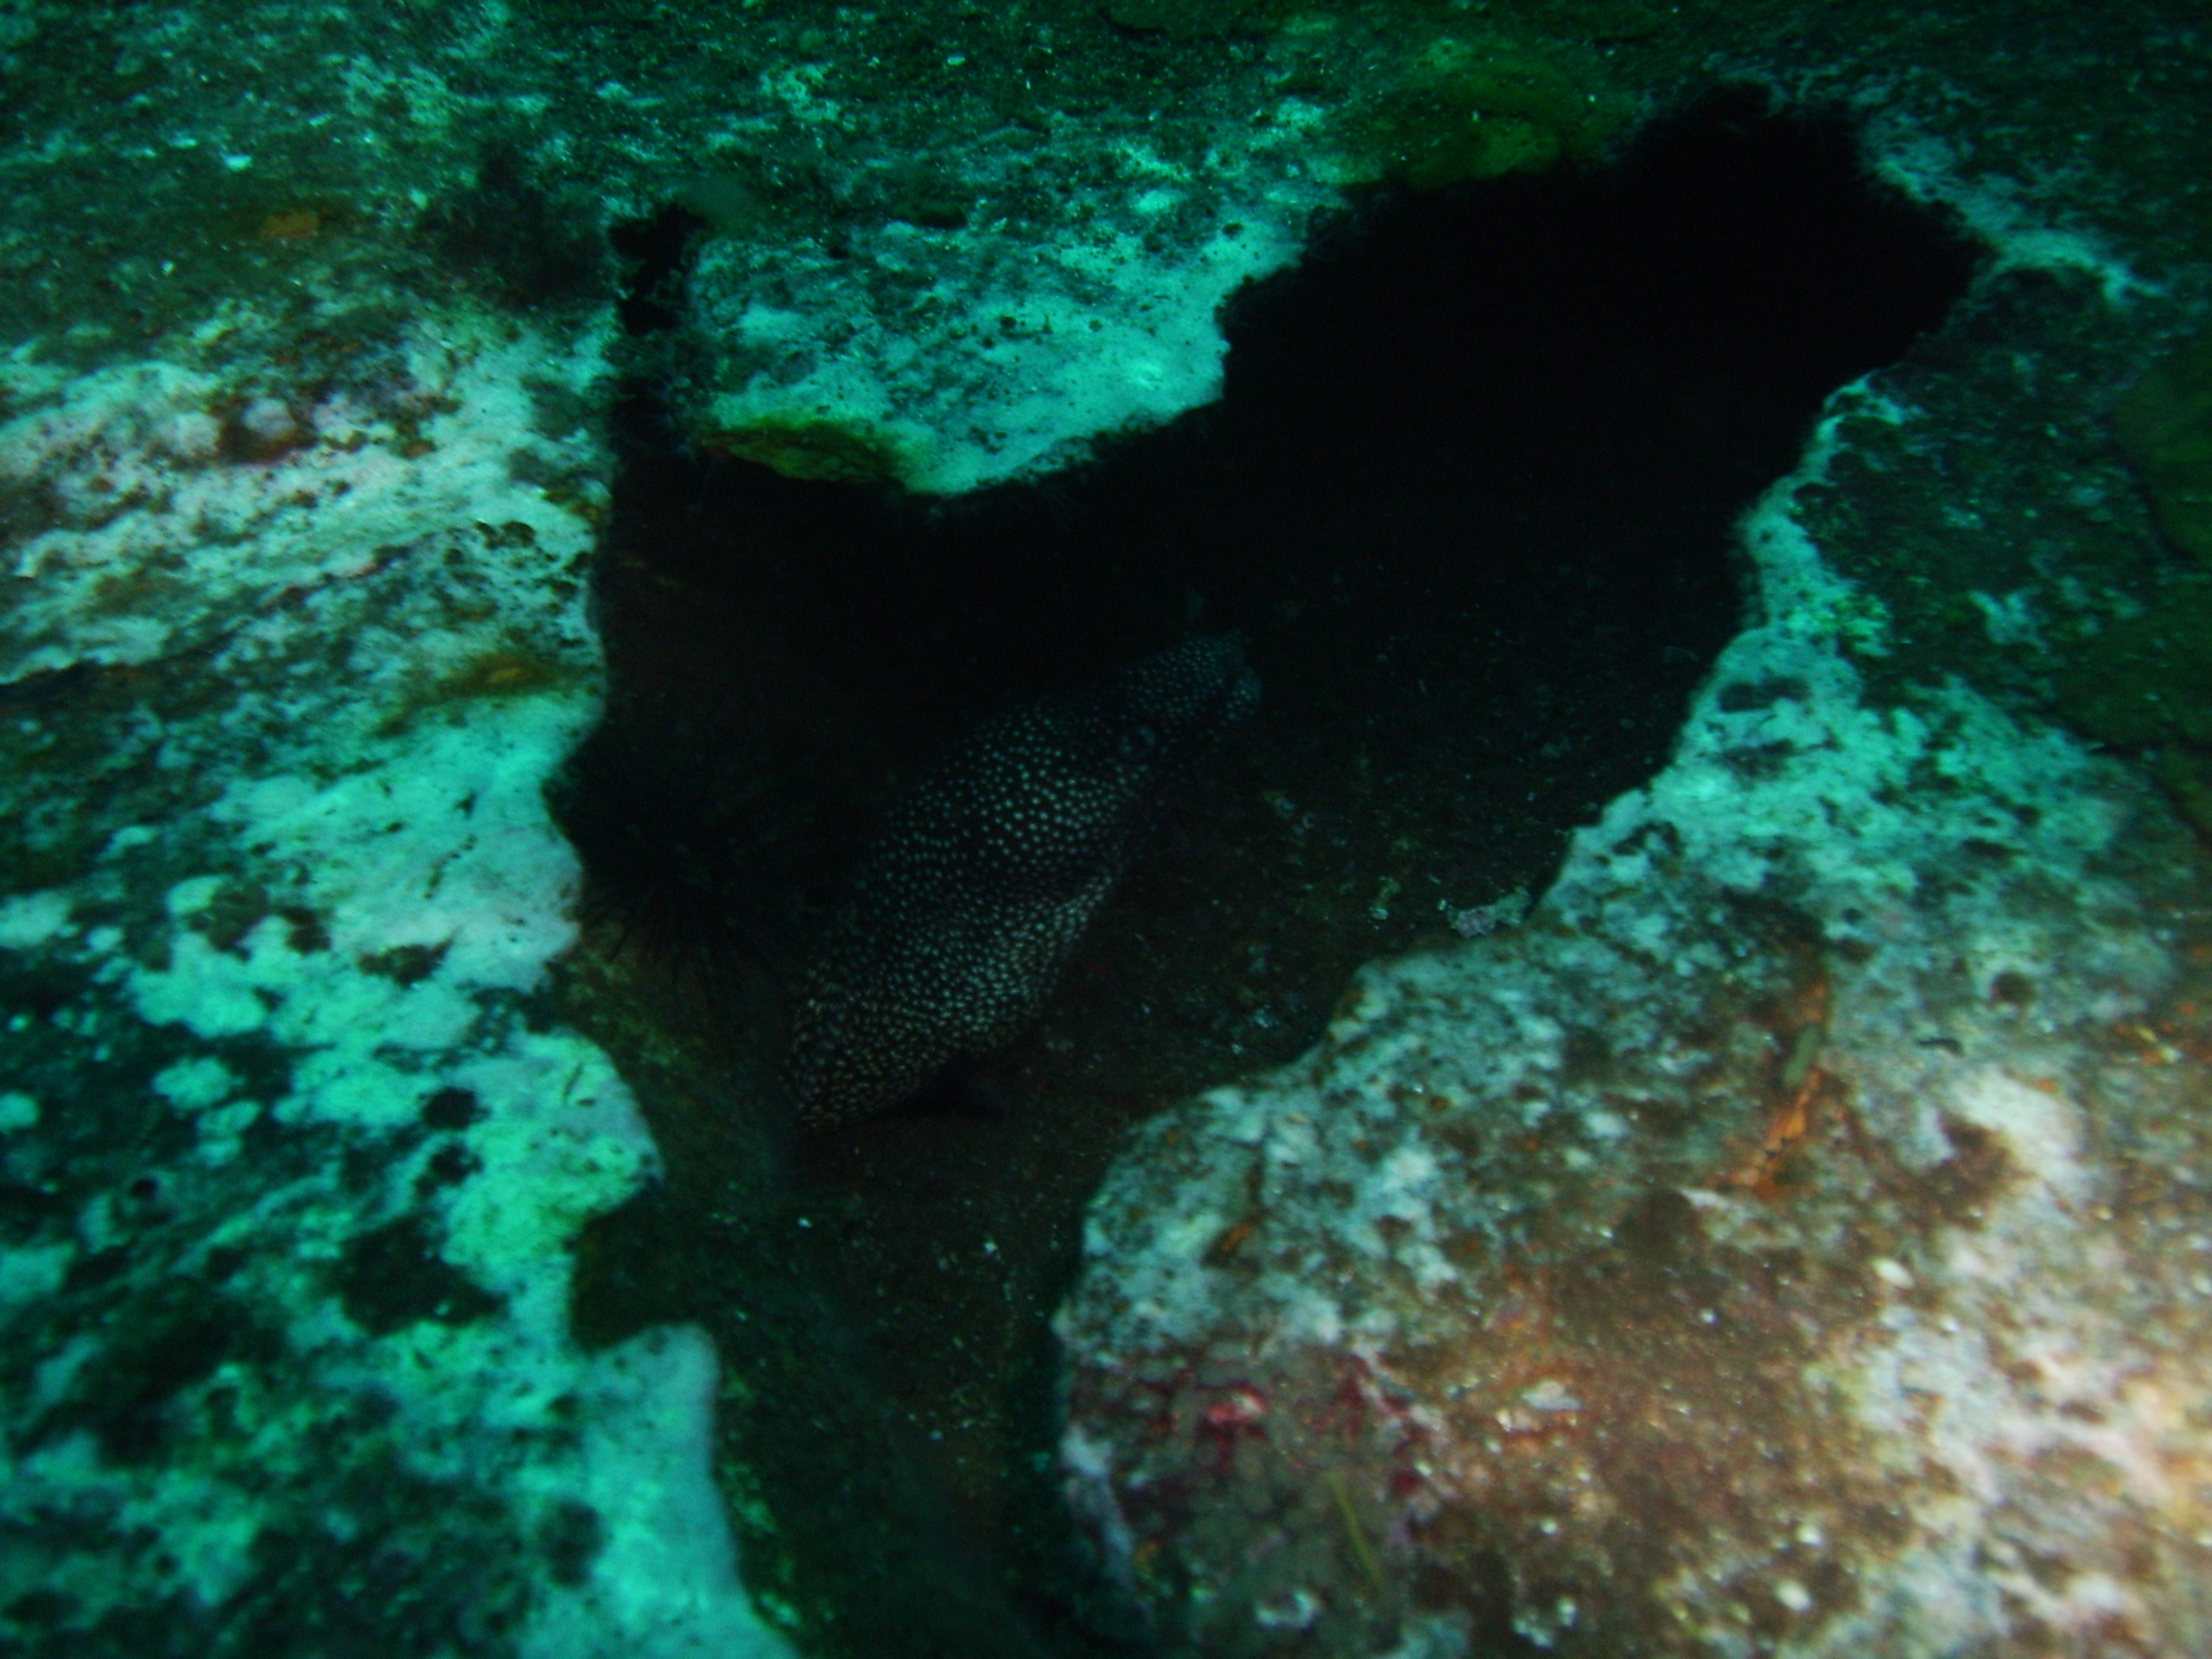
<box><xmin>1054</xmin><ymin>366</ymin><xmax>2212</xmax><ymax>1659</ymax></box>
<box><xmin>787</xmin><ymin>636</ymin><xmax>1261</xmax><ymax>1128</ymax></box>
<box><xmin>0</xmin><ymin>321</ymin><xmax>791</xmax><ymax>1656</ymax></box>
<box><xmin>3</xmin><ymin>1</ymin><xmax>2210</xmax><ymax>1656</ymax></box>
<box><xmin>2114</xmin><ymin>321</ymin><xmax>2212</xmax><ymax>564</ymax></box>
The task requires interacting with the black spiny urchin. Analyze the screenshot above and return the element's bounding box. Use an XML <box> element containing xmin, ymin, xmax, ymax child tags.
<box><xmin>549</xmin><ymin>690</ymin><xmax>849</xmax><ymax>1020</ymax></box>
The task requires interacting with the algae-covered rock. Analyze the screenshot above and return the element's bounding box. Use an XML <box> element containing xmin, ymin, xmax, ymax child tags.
<box><xmin>1495</xmin><ymin>0</ymin><xmax>1673</xmax><ymax>41</ymax></box>
<box><xmin>1103</xmin><ymin>0</ymin><xmax>1289</xmax><ymax>41</ymax></box>
<box><xmin>2056</xmin><ymin>587</ymin><xmax>2212</xmax><ymax>747</ymax></box>
<box><xmin>703</xmin><ymin>416</ymin><xmax>913</xmax><ymax>486</ymax></box>
<box><xmin>2160</xmin><ymin>744</ymin><xmax>2212</xmax><ymax>835</ymax></box>
<box><xmin>2056</xmin><ymin>584</ymin><xmax>2212</xmax><ymax>834</ymax></box>
<box><xmin>2114</xmin><ymin>323</ymin><xmax>2212</xmax><ymax>563</ymax></box>
<box><xmin>1339</xmin><ymin>35</ymin><xmax>1631</xmax><ymax>189</ymax></box>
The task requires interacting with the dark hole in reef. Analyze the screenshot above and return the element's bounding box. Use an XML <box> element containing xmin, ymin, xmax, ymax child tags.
<box><xmin>556</xmin><ymin>92</ymin><xmax>1979</xmax><ymax>1659</ymax></box>
<box><xmin>421</xmin><ymin>143</ymin><xmax>609</xmax><ymax>310</ymax></box>
<box><xmin>608</xmin><ymin>204</ymin><xmax>709</xmax><ymax>336</ymax></box>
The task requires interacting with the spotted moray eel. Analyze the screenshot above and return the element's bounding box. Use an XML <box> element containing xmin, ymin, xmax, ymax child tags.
<box><xmin>785</xmin><ymin>635</ymin><xmax>1261</xmax><ymax>1128</ymax></box>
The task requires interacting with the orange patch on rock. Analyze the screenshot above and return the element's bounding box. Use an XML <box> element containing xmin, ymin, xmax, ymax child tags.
<box><xmin>259</xmin><ymin>208</ymin><xmax>322</xmax><ymax>242</ymax></box>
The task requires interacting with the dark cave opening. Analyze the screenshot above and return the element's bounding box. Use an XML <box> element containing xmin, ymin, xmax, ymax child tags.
<box><xmin>557</xmin><ymin>92</ymin><xmax>1981</xmax><ymax>1659</ymax></box>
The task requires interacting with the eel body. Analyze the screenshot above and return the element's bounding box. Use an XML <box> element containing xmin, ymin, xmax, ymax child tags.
<box><xmin>786</xmin><ymin>635</ymin><xmax>1260</xmax><ymax>1128</ymax></box>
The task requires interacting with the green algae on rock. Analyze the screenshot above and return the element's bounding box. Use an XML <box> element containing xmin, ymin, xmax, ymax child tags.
<box><xmin>2056</xmin><ymin>583</ymin><xmax>2212</xmax><ymax>836</ymax></box>
<box><xmin>2115</xmin><ymin>322</ymin><xmax>2212</xmax><ymax>563</ymax></box>
<box><xmin>1338</xmin><ymin>35</ymin><xmax>1632</xmax><ymax>189</ymax></box>
<box><xmin>702</xmin><ymin>416</ymin><xmax>918</xmax><ymax>486</ymax></box>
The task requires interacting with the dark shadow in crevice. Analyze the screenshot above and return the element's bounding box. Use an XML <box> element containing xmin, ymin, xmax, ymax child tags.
<box><xmin>609</xmin><ymin>203</ymin><xmax>710</xmax><ymax>334</ymax></box>
<box><xmin>556</xmin><ymin>90</ymin><xmax>1982</xmax><ymax>1659</ymax></box>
